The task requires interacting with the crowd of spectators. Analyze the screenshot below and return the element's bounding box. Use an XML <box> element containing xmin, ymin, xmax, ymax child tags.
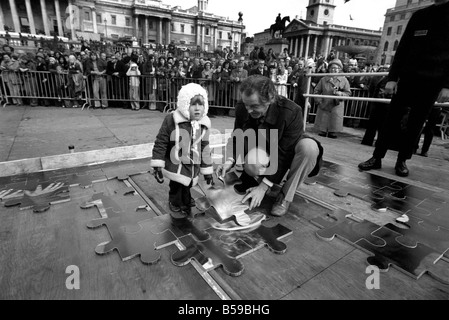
<box><xmin>0</xmin><ymin>41</ymin><xmax>387</xmax><ymax>113</ymax></box>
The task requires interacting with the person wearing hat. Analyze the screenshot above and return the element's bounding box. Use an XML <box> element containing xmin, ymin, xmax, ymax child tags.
<box><xmin>313</xmin><ymin>58</ymin><xmax>351</xmax><ymax>139</ymax></box>
<box><xmin>151</xmin><ymin>83</ymin><xmax>214</xmax><ymax>218</ymax></box>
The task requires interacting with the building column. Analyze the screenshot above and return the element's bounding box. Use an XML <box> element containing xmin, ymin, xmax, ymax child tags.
<box><xmin>201</xmin><ymin>25</ymin><xmax>205</xmax><ymax>49</ymax></box>
<box><xmin>67</xmin><ymin>0</ymin><xmax>76</xmax><ymax>40</ymax></box>
<box><xmin>214</xmin><ymin>27</ymin><xmax>218</xmax><ymax>50</ymax></box>
<box><xmin>91</xmin><ymin>7</ymin><xmax>98</xmax><ymax>34</ymax></box>
<box><xmin>8</xmin><ymin>0</ymin><xmax>21</xmax><ymax>33</ymax></box>
<box><xmin>323</xmin><ymin>35</ymin><xmax>331</xmax><ymax>58</ymax></box>
<box><xmin>196</xmin><ymin>24</ymin><xmax>201</xmax><ymax>47</ymax></box>
<box><xmin>299</xmin><ymin>36</ymin><xmax>304</xmax><ymax>58</ymax></box>
<box><xmin>166</xmin><ymin>20</ymin><xmax>171</xmax><ymax>44</ymax></box>
<box><xmin>304</xmin><ymin>35</ymin><xmax>310</xmax><ymax>59</ymax></box>
<box><xmin>0</xmin><ymin>1</ymin><xmax>4</xmax><ymax>32</ymax></box>
<box><xmin>40</xmin><ymin>0</ymin><xmax>51</xmax><ymax>36</ymax></box>
<box><xmin>312</xmin><ymin>35</ymin><xmax>318</xmax><ymax>59</ymax></box>
<box><xmin>135</xmin><ymin>15</ymin><xmax>139</xmax><ymax>39</ymax></box>
<box><xmin>158</xmin><ymin>18</ymin><xmax>163</xmax><ymax>44</ymax></box>
<box><xmin>295</xmin><ymin>36</ymin><xmax>301</xmax><ymax>58</ymax></box>
<box><xmin>25</xmin><ymin>0</ymin><xmax>36</xmax><ymax>34</ymax></box>
<box><xmin>144</xmin><ymin>16</ymin><xmax>148</xmax><ymax>44</ymax></box>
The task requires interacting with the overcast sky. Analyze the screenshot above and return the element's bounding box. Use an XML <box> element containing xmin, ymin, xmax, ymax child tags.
<box><xmin>163</xmin><ymin>0</ymin><xmax>397</xmax><ymax>36</ymax></box>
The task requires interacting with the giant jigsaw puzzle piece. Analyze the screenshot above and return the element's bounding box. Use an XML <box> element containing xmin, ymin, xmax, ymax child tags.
<box><xmin>82</xmin><ymin>192</ymin><xmax>152</xmax><ymax>234</ymax></box>
<box><xmin>3</xmin><ymin>182</ymin><xmax>70</xmax><ymax>212</ymax></box>
<box><xmin>95</xmin><ymin>217</ymin><xmax>179</xmax><ymax>265</ymax></box>
<box><xmin>172</xmin><ymin>234</ymin><xmax>245</xmax><ymax>277</ymax></box>
<box><xmin>219</xmin><ymin>223</ymin><xmax>293</xmax><ymax>256</ymax></box>
<box><xmin>310</xmin><ymin>209</ymin><xmax>385</xmax><ymax>247</ymax></box>
<box><xmin>357</xmin><ymin>227</ymin><xmax>449</xmax><ymax>284</ymax></box>
<box><xmin>385</xmin><ymin>215</ymin><xmax>449</xmax><ymax>259</ymax></box>
<box><xmin>194</xmin><ymin>171</ymin><xmax>262</xmax><ymax>227</ymax></box>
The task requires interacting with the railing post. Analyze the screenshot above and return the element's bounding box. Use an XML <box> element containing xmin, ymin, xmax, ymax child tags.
<box><xmin>303</xmin><ymin>73</ymin><xmax>312</xmax><ymax>131</ymax></box>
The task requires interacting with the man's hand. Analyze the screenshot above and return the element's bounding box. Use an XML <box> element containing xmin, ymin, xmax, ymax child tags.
<box><xmin>215</xmin><ymin>160</ymin><xmax>234</xmax><ymax>180</ymax></box>
<box><xmin>204</xmin><ymin>174</ymin><xmax>214</xmax><ymax>185</ymax></box>
<box><xmin>437</xmin><ymin>88</ymin><xmax>449</xmax><ymax>103</ymax></box>
<box><xmin>241</xmin><ymin>183</ymin><xmax>269</xmax><ymax>210</ymax></box>
<box><xmin>384</xmin><ymin>81</ymin><xmax>398</xmax><ymax>96</ymax></box>
<box><xmin>153</xmin><ymin>167</ymin><xmax>164</xmax><ymax>184</ymax></box>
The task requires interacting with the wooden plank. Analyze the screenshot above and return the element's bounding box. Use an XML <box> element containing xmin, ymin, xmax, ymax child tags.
<box><xmin>0</xmin><ymin>179</ymin><xmax>219</xmax><ymax>299</ymax></box>
<box><xmin>282</xmin><ymin>249</ymin><xmax>449</xmax><ymax>300</ymax></box>
<box><xmin>41</xmin><ymin>144</ymin><xmax>155</xmax><ymax>171</ymax></box>
<box><xmin>0</xmin><ymin>157</ymin><xmax>42</xmax><ymax>178</ymax></box>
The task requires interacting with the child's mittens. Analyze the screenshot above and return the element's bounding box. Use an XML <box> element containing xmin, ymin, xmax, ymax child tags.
<box><xmin>204</xmin><ymin>174</ymin><xmax>214</xmax><ymax>185</ymax></box>
<box><xmin>153</xmin><ymin>167</ymin><xmax>164</xmax><ymax>184</ymax></box>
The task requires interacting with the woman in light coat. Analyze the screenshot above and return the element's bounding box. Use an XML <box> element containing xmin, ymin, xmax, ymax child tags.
<box><xmin>313</xmin><ymin>59</ymin><xmax>351</xmax><ymax>138</ymax></box>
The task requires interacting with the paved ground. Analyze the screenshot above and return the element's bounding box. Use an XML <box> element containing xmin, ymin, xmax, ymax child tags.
<box><xmin>1</xmin><ymin>104</ymin><xmax>448</xmax><ymax>163</ymax></box>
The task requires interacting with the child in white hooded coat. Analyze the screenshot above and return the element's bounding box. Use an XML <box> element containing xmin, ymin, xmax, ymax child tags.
<box><xmin>150</xmin><ymin>83</ymin><xmax>214</xmax><ymax>218</ymax></box>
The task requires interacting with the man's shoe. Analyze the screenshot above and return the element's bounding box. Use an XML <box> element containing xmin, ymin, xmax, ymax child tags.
<box><xmin>328</xmin><ymin>133</ymin><xmax>338</xmax><ymax>139</ymax></box>
<box><xmin>420</xmin><ymin>152</ymin><xmax>428</xmax><ymax>157</ymax></box>
<box><xmin>358</xmin><ymin>157</ymin><xmax>382</xmax><ymax>171</ymax></box>
<box><xmin>169</xmin><ymin>202</ymin><xmax>181</xmax><ymax>212</ymax></box>
<box><xmin>318</xmin><ymin>132</ymin><xmax>327</xmax><ymax>137</ymax></box>
<box><xmin>270</xmin><ymin>192</ymin><xmax>290</xmax><ymax>217</ymax></box>
<box><xmin>395</xmin><ymin>160</ymin><xmax>409</xmax><ymax>177</ymax></box>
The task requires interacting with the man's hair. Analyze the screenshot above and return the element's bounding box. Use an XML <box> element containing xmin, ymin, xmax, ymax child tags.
<box><xmin>240</xmin><ymin>75</ymin><xmax>277</xmax><ymax>105</ymax></box>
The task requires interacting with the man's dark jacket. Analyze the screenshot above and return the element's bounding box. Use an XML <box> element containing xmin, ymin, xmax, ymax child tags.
<box><xmin>227</xmin><ymin>96</ymin><xmax>323</xmax><ymax>185</ymax></box>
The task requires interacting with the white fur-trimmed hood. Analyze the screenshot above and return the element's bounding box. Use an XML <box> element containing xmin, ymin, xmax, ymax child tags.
<box><xmin>176</xmin><ymin>83</ymin><xmax>209</xmax><ymax>120</ymax></box>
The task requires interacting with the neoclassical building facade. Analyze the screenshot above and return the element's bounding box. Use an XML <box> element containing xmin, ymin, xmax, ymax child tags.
<box><xmin>255</xmin><ymin>0</ymin><xmax>382</xmax><ymax>62</ymax></box>
<box><xmin>0</xmin><ymin>0</ymin><xmax>245</xmax><ymax>52</ymax></box>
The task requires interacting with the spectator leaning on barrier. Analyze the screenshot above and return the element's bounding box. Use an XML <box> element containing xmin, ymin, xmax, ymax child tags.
<box><xmin>86</xmin><ymin>52</ymin><xmax>108</xmax><ymax>109</ymax></box>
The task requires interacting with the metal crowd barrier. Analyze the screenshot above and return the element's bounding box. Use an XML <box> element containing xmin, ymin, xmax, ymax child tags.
<box><xmin>1</xmin><ymin>70</ymin><xmax>89</xmax><ymax>108</ymax></box>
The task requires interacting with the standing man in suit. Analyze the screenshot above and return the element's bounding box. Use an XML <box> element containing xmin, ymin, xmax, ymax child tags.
<box><xmin>358</xmin><ymin>0</ymin><xmax>449</xmax><ymax>177</ymax></box>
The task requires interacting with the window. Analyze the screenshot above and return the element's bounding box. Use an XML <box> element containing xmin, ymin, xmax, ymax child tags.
<box><xmin>181</xmin><ymin>24</ymin><xmax>185</xmax><ymax>33</ymax></box>
<box><xmin>171</xmin><ymin>23</ymin><xmax>174</xmax><ymax>31</ymax></box>
<box><xmin>387</xmin><ymin>27</ymin><xmax>392</xmax><ymax>36</ymax></box>
<box><xmin>407</xmin><ymin>0</ymin><xmax>412</xmax><ymax>5</ymax></box>
<box><xmin>384</xmin><ymin>41</ymin><xmax>389</xmax><ymax>52</ymax></box>
<box><xmin>205</xmin><ymin>28</ymin><xmax>209</xmax><ymax>36</ymax></box>
<box><xmin>111</xmin><ymin>15</ymin><xmax>116</xmax><ymax>25</ymax></box>
<box><xmin>149</xmin><ymin>21</ymin><xmax>154</xmax><ymax>29</ymax></box>
<box><xmin>400</xmin><ymin>13</ymin><xmax>406</xmax><ymax>20</ymax></box>
<box><xmin>85</xmin><ymin>11</ymin><xmax>91</xmax><ymax>21</ymax></box>
<box><xmin>228</xmin><ymin>32</ymin><xmax>232</xmax><ymax>40</ymax></box>
<box><xmin>397</xmin><ymin>25</ymin><xmax>403</xmax><ymax>35</ymax></box>
<box><xmin>393</xmin><ymin>40</ymin><xmax>399</xmax><ymax>51</ymax></box>
<box><xmin>125</xmin><ymin>17</ymin><xmax>131</xmax><ymax>27</ymax></box>
<box><xmin>390</xmin><ymin>15</ymin><xmax>395</xmax><ymax>22</ymax></box>
<box><xmin>310</xmin><ymin>10</ymin><xmax>315</xmax><ymax>17</ymax></box>
<box><xmin>191</xmin><ymin>26</ymin><xmax>195</xmax><ymax>34</ymax></box>
<box><xmin>219</xmin><ymin>31</ymin><xmax>222</xmax><ymax>39</ymax></box>
<box><xmin>97</xmin><ymin>14</ymin><xmax>101</xmax><ymax>23</ymax></box>
<box><xmin>324</xmin><ymin>9</ymin><xmax>329</xmax><ymax>16</ymax></box>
